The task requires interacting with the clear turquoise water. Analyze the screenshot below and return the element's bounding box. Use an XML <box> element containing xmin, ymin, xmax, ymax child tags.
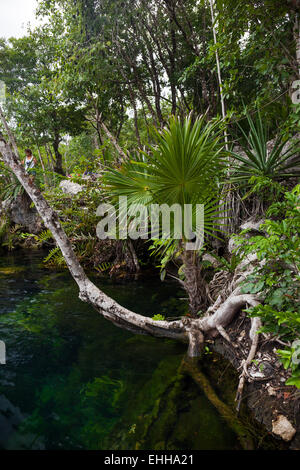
<box><xmin>0</xmin><ymin>250</ymin><xmax>276</xmax><ymax>450</ymax></box>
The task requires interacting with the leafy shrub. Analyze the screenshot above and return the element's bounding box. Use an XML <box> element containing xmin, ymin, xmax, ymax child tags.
<box><xmin>234</xmin><ymin>185</ymin><xmax>300</xmax><ymax>387</ymax></box>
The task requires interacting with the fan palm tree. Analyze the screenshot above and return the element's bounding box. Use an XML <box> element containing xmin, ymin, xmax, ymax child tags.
<box><xmin>103</xmin><ymin>114</ymin><xmax>227</xmax><ymax>316</ymax></box>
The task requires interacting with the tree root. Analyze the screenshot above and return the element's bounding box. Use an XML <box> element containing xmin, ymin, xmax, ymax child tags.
<box><xmin>235</xmin><ymin>317</ymin><xmax>262</xmax><ymax>413</ymax></box>
<box><xmin>186</xmin><ymin>327</ymin><xmax>204</xmax><ymax>357</ymax></box>
<box><xmin>196</xmin><ymin>292</ymin><xmax>260</xmax><ymax>337</ymax></box>
<box><xmin>216</xmin><ymin>324</ymin><xmax>238</xmax><ymax>348</ymax></box>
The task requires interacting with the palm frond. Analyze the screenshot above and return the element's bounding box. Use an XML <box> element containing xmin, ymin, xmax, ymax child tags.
<box><xmin>228</xmin><ymin>110</ymin><xmax>300</xmax><ymax>184</ymax></box>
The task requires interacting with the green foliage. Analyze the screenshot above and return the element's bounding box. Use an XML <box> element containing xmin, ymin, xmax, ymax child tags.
<box><xmin>210</xmin><ymin>253</ymin><xmax>241</xmax><ymax>274</ymax></box>
<box><xmin>241</xmin><ymin>175</ymin><xmax>285</xmax><ymax>202</ymax></box>
<box><xmin>103</xmin><ymin>114</ymin><xmax>227</xmax><ymax>241</ymax></box>
<box><xmin>62</xmin><ymin>133</ymin><xmax>108</xmax><ymax>174</ymax></box>
<box><xmin>39</xmin><ymin>178</ymin><xmax>105</xmax><ymax>269</ymax></box>
<box><xmin>0</xmin><ymin>212</ymin><xmax>25</xmax><ymax>251</ymax></box>
<box><xmin>234</xmin><ymin>185</ymin><xmax>300</xmax><ymax>387</ymax></box>
<box><xmin>35</xmin><ymin>229</ymin><xmax>53</xmax><ymax>245</ymax></box>
<box><xmin>1</xmin><ymin>177</ymin><xmax>24</xmax><ymax>201</ymax></box>
<box><xmin>149</xmin><ymin>238</ymin><xmax>182</xmax><ymax>275</ymax></box>
<box><xmin>212</xmin><ymin>0</ymin><xmax>295</xmax><ymax>120</ymax></box>
<box><xmin>152</xmin><ymin>314</ymin><xmax>165</xmax><ymax>321</ymax></box>
<box><xmin>0</xmin><ymin>163</ymin><xmax>25</xmax><ymax>201</ymax></box>
<box><xmin>277</xmin><ymin>341</ymin><xmax>300</xmax><ymax>388</ymax></box>
<box><xmin>43</xmin><ymin>246</ymin><xmax>66</xmax><ymax>268</ymax></box>
<box><xmin>228</xmin><ymin>110</ymin><xmax>300</xmax><ymax>186</ymax></box>
<box><xmin>95</xmin><ymin>262</ymin><xmax>112</xmax><ymax>274</ymax></box>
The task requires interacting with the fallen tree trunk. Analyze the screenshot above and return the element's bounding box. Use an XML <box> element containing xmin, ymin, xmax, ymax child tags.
<box><xmin>0</xmin><ymin>107</ymin><xmax>262</xmax><ymax>360</ymax></box>
<box><xmin>0</xmin><ymin>109</ymin><xmax>186</xmax><ymax>342</ymax></box>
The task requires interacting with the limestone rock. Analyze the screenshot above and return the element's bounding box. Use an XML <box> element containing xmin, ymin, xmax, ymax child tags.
<box><xmin>228</xmin><ymin>237</ymin><xmax>238</xmax><ymax>255</ymax></box>
<box><xmin>272</xmin><ymin>415</ymin><xmax>296</xmax><ymax>441</ymax></box>
<box><xmin>240</xmin><ymin>219</ymin><xmax>265</xmax><ymax>234</ymax></box>
<box><xmin>202</xmin><ymin>253</ymin><xmax>220</xmax><ymax>268</ymax></box>
<box><xmin>1</xmin><ymin>195</ymin><xmax>42</xmax><ymax>234</ymax></box>
<box><xmin>59</xmin><ymin>180</ymin><xmax>83</xmax><ymax>195</ymax></box>
<box><xmin>267</xmin><ymin>385</ymin><xmax>277</xmax><ymax>397</ymax></box>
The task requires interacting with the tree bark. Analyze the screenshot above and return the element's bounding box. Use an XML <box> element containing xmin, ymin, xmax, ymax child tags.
<box><xmin>53</xmin><ymin>133</ymin><xmax>65</xmax><ymax>175</ymax></box>
<box><xmin>182</xmin><ymin>250</ymin><xmax>210</xmax><ymax>317</ymax></box>
<box><xmin>100</xmin><ymin>120</ymin><xmax>128</xmax><ymax>162</ymax></box>
<box><xmin>294</xmin><ymin>12</ymin><xmax>300</xmax><ymax>73</ymax></box>
<box><xmin>35</xmin><ymin>140</ymin><xmax>48</xmax><ymax>188</ymax></box>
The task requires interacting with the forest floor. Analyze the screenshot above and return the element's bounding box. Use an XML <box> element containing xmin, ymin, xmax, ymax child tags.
<box><xmin>212</xmin><ymin>312</ymin><xmax>300</xmax><ymax>449</ymax></box>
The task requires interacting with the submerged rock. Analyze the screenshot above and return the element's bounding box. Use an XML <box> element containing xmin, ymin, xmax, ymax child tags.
<box><xmin>0</xmin><ymin>267</ymin><xmax>25</xmax><ymax>275</ymax></box>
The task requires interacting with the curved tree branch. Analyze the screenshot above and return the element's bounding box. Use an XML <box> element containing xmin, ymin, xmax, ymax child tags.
<box><xmin>0</xmin><ymin>107</ymin><xmax>262</xmax><ymax>360</ymax></box>
<box><xmin>0</xmin><ymin>106</ymin><xmax>186</xmax><ymax>342</ymax></box>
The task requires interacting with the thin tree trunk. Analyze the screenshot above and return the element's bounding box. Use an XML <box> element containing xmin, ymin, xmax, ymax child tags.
<box><xmin>296</xmin><ymin>14</ymin><xmax>300</xmax><ymax>72</ymax></box>
<box><xmin>35</xmin><ymin>140</ymin><xmax>48</xmax><ymax>188</ymax></box>
<box><xmin>47</xmin><ymin>144</ymin><xmax>55</xmax><ymax>168</ymax></box>
<box><xmin>44</xmin><ymin>145</ymin><xmax>55</xmax><ymax>187</ymax></box>
<box><xmin>53</xmin><ymin>134</ymin><xmax>65</xmax><ymax>175</ymax></box>
<box><xmin>129</xmin><ymin>90</ymin><xmax>142</xmax><ymax>147</ymax></box>
<box><xmin>209</xmin><ymin>0</ymin><xmax>228</xmax><ymax>150</ymax></box>
<box><xmin>127</xmin><ymin>239</ymin><xmax>141</xmax><ymax>275</ymax></box>
<box><xmin>100</xmin><ymin>121</ymin><xmax>128</xmax><ymax>162</ymax></box>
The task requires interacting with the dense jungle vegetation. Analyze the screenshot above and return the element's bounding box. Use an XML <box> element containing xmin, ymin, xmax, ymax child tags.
<box><xmin>0</xmin><ymin>0</ymin><xmax>300</xmax><ymax>448</ymax></box>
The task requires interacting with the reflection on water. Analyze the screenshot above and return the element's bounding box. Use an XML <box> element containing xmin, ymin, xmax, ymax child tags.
<box><xmin>0</xmin><ymin>250</ymin><xmax>278</xmax><ymax>450</ymax></box>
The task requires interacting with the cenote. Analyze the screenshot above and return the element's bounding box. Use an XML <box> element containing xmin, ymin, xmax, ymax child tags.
<box><xmin>0</xmin><ymin>250</ymin><xmax>281</xmax><ymax>450</ymax></box>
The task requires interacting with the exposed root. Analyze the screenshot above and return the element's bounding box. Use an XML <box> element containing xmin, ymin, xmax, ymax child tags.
<box><xmin>206</xmin><ymin>294</ymin><xmax>222</xmax><ymax>315</ymax></box>
<box><xmin>235</xmin><ymin>317</ymin><xmax>262</xmax><ymax>413</ymax></box>
<box><xmin>197</xmin><ymin>293</ymin><xmax>261</xmax><ymax>334</ymax></box>
<box><xmin>186</xmin><ymin>327</ymin><xmax>204</xmax><ymax>357</ymax></box>
<box><xmin>216</xmin><ymin>324</ymin><xmax>238</xmax><ymax>348</ymax></box>
<box><xmin>182</xmin><ymin>292</ymin><xmax>261</xmax><ymax>358</ymax></box>
<box><xmin>209</xmin><ymin>270</ymin><xmax>233</xmax><ymax>302</ymax></box>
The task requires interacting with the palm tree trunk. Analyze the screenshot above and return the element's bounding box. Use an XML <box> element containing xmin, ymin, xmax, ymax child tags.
<box><xmin>182</xmin><ymin>250</ymin><xmax>209</xmax><ymax>317</ymax></box>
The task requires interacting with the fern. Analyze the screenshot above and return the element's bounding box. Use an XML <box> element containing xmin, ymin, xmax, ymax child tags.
<box><xmin>95</xmin><ymin>262</ymin><xmax>112</xmax><ymax>273</ymax></box>
<box><xmin>37</xmin><ymin>230</ymin><xmax>53</xmax><ymax>244</ymax></box>
<box><xmin>0</xmin><ymin>216</ymin><xmax>10</xmax><ymax>243</ymax></box>
<box><xmin>43</xmin><ymin>247</ymin><xmax>60</xmax><ymax>263</ymax></box>
<box><xmin>43</xmin><ymin>246</ymin><xmax>66</xmax><ymax>267</ymax></box>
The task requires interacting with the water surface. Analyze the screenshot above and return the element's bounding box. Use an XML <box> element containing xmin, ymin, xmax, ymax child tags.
<box><xmin>0</xmin><ymin>250</ymin><xmax>275</xmax><ymax>450</ymax></box>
